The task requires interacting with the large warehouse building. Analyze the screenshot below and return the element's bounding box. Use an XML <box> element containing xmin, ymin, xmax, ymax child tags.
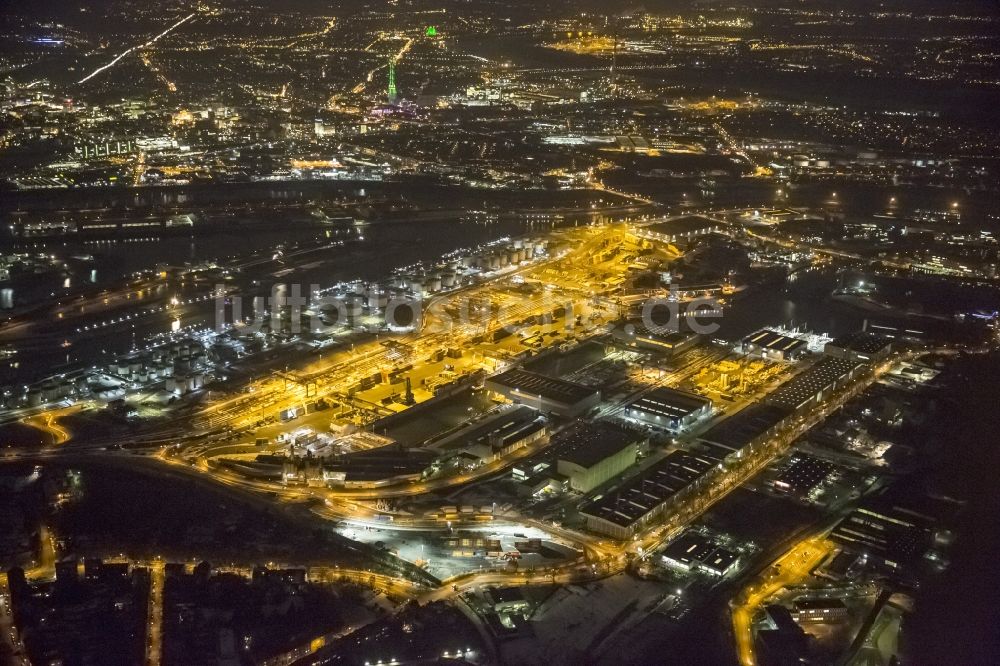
<box><xmin>430</xmin><ymin>405</ymin><xmax>548</xmax><ymax>466</ymax></box>
<box><xmin>612</xmin><ymin>324</ymin><xmax>701</xmax><ymax>356</ymax></box>
<box><xmin>764</xmin><ymin>356</ymin><xmax>862</xmax><ymax>412</ymax></box>
<box><xmin>553</xmin><ymin>421</ymin><xmax>646</xmax><ymax>493</ymax></box>
<box><xmin>579</xmin><ymin>450</ymin><xmax>717</xmax><ymax>539</ymax></box>
<box><xmin>635</xmin><ymin>216</ymin><xmax>723</xmax><ymax>245</ymax></box>
<box><xmin>741</xmin><ymin>329</ymin><xmax>809</xmax><ymax>362</ymax></box>
<box><xmin>624</xmin><ymin>386</ymin><xmax>712</xmax><ymax>432</ymax></box>
<box><xmin>697</xmin><ymin>403</ymin><xmax>791</xmax><ymax>462</ymax></box>
<box><xmin>824</xmin><ymin>331</ymin><xmax>892</xmax><ymax>364</ymax></box>
<box><xmin>485</xmin><ymin>368</ymin><xmax>601</xmax><ymax>417</ymax></box>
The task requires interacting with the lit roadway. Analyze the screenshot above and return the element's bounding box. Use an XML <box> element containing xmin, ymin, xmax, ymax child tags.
<box><xmin>146</xmin><ymin>560</ymin><xmax>165</xmax><ymax>666</ymax></box>
<box><xmin>77</xmin><ymin>11</ymin><xmax>201</xmax><ymax>84</ymax></box>
<box><xmin>0</xmin><ymin>572</ymin><xmax>29</xmax><ymax>666</ymax></box>
<box><xmin>20</xmin><ymin>406</ymin><xmax>78</xmax><ymax>446</ymax></box>
<box><xmin>730</xmin><ymin>536</ymin><xmax>834</xmax><ymax>666</ymax></box>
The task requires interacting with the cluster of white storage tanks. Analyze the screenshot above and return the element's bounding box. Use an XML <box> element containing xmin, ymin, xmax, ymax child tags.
<box><xmin>392</xmin><ymin>271</ymin><xmax>452</xmax><ymax>298</ymax></box>
<box><xmin>107</xmin><ymin>341</ymin><xmax>207</xmax><ymax>381</ymax></box>
<box><xmin>23</xmin><ymin>376</ymin><xmax>83</xmax><ymax>407</ymax></box>
<box><xmin>475</xmin><ymin>238</ymin><xmax>547</xmax><ymax>272</ymax></box>
<box><xmin>14</xmin><ymin>338</ymin><xmax>213</xmax><ymax>408</ymax></box>
<box><xmin>165</xmin><ymin>372</ymin><xmax>205</xmax><ymax>395</ymax></box>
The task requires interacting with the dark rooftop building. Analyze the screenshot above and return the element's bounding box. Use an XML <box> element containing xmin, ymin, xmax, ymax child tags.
<box><xmin>434</xmin><ymin>405</ymin><xmax>548</xmax><ymax>464</ymax></box>
<box><xmin>579</xmin><ymin>451</ymin><xmax>717</xmax><ymax>539</ymax></box>
<box><xmin>553</xmin><ymin>420</ymin><xmax>645</xmax><ymax>492</ymax></box>
<box><xmin>830</xmin><ymin>500</ymin><xmax>936</xmax><ymax>571</ymax></box>
<box><xmin>773</xmin><ymin>454</ymin><xmax>835</xmax><ymax>497</ymax></box>
<box><xmin>758</xmin><ymin>605</ymin><xmax>811</xmax><ymax>666</ymax></box>
<box><xmin>323</xmin><ymin>446</ymin><xmax>437</xmax><ymax>487</ymax></box>
<box><xmin>825</xmin><ymin>331</ymin><xmax>893</xmax><ymax>364</ymax></box>
<box><xmin>697</xmin><ymin>403</ymin><xmax>791</xmax><ymax>460</ymax></box>
<box><xmin>791</xmin><ymin>597</ymin><xmax>848</xmax><ymax>623</ymax></box>
<box><xmin>485</xmin><ymin>368</ymin><xmax>600</xmax><ymax>417</ymax></box>
<box><xmin>660</xmin><ymin>530</ymin><xmax>741</xmax><ymax>576</ymax></box>
<box><xmin>639</xmin><ymin>216</ymin><xmax>722</xmax><ymax>243</ymax></box>
<box><xmin>742</xmin><ymin>329</ymin><xmax>809</xmax><ymax>361</ymax></box>
<box><xmin>612</xmin><ymin>324</ymin><xmax>701</xmax><ymax>355</ymax></box>
<box><xmin>701</xmin><ymin>547</ymin><xmax>740</xmax><ymax>577</ymax></box>
<box><xmin>625</xmin><ymin>386</ymin><xmax>712</xmax><ymax>431</ymax></box>
<box><xmin>661</xmin><ymin>531</ymin><xmax>715</xmax><ymax>570</ymax></box>
<box><xmin>764</xmin><ymin>357</ymin><xmax>861</xmax><ymax>412</ymax></box>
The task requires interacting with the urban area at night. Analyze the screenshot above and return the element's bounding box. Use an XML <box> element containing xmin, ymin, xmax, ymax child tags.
<box><xmin>1</xmin><ymin>0</ymin><xmax>999</xmax><ymax>664</ymax></box>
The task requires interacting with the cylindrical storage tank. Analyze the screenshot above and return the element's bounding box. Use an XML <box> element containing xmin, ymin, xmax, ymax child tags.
<box><xmin>499</xmin><ymin>253</ymin><xmax>510</xmax><ymax>267</ymax></box>
<box><xmin>489</xmin><ymin>255</ymin><xmax>501</xmax><ymax>270</ymax></box>
<box><xmin>426</xmin><ymin>275</ymin><xmax>442</xmax><ymax>292</ymax></box>
<box><xmin>27</xmin><ymin>389</ymin><xmax>43</xmax><ymax>407</ymax></box>
<box><xmin>440</xmin><ymin>272</ymin><xmax>456</xmax><ymax>288</ymax></box>
<box><xmin>513</xmin><ymin>239</ymin><xmax>523</xmax><ymax>249</ymax></box>
<box><xmin>367</xmin><ymin>290</ymin><xmax>388</xmax><ymax>309</ymax></box>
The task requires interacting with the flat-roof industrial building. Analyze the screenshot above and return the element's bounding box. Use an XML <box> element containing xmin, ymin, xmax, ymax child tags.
<box><xmin>773</xmin><ymin>454</ymin><xmax>836</xmax><ymax>497</ymax></box>
<box><xmin>636</xmin><ymin>216</ymin><xmax>723</xmax><ymax>244</ymax></box>
<box><xmin>624</xmin><ymin>386</ymin><xmax>712</xmax><ymax>432</ymax></box>
<box><xmin>485</xmin><ymin>368</ymin><xmax>601</xmax><ymax>417</ymax></box>
<box><xmin>612</xmin><ymin>324</ymin><xmax>701</xmax><ymax>356</ymax></box>
<box><xmin>741</xmin><ymin>329</ymin><xmax>809</xmax><ymax>361</ymax></box>
<box><xmin>764</xmin><ymin>357</ymin><xmax>862</xmax><ymax>412</ymax></box>
<box><xmin>579</xmin><ymin>451</ymin><xmax>717</xmax><ymax>539</ymax></box>
<box><xmin>661</xmin><ymin>531</ymin><xmax>715</xmax><ymax>569</ymax></box>
<box><xmin>432</xmin><ymin>405</ymin><xmax>548</xmax><ymax>465</ymax></box>
<box><xmin>697</xmin><ymin>403</ymin><xmax>791</xmax><ymax>462</ymax></box>
<box><xmin>553</xmin><ymin>421</ymin><xmax>646</xmax><ymax>493</ymax></box>
<box><xmin>791</xmin><ymin>597</ymin><xmax>849</xmax><ymax>623</ymax></box>
<box><xmin>830</xmin><ymin>500</ymin><xmax>935</xmax><ymax>571</ymax></box>
<box><xmin>824</xmin><ymin>331</ymin><xmax>892</xmax><ymax>364</ymax></box>
<box><xmin>322</xmin><ymin>447</ymin><xmax>437</xmax><ymax>488</ymax></box>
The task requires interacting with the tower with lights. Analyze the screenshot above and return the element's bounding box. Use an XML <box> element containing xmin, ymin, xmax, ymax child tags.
<box><xmin>387</xmin><ymin>59</ymin><xmax>398</xmax><ymax>104</ymax></box>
